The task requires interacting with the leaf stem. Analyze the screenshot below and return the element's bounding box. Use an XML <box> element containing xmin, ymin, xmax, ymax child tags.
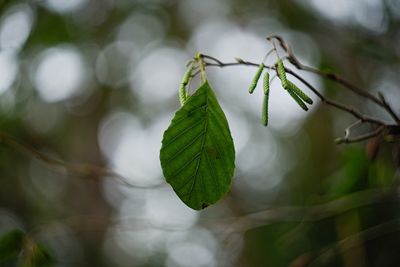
<box><xmin>196</xmin><ymin>53</ymin><xmax>207</xmax><ymax>84</ymax></box>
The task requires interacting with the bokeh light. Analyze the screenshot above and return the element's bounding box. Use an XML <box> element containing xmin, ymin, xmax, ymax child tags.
<box><xmin>99</xmin><ymin>111</ymin><xmax>167</xmax><ymax>186</ymax></box>
<box><xmin>0</xmin><ymin>4</ymin><xmax>34</xmax><ymax>51</ymax></box>
<box><xmin>1</xmin><ymin>1</ymin><xmax>399</xmax><ymax>266</ymax></box>
<box><xmin>130</xmin><ymin>46</ymin><xmax>188</xmax><ymax>104</ymax></box>
<box><xmin>33</xmin><ymin>45</ymin><xmax>87</xmax><ymax>102</ymax></box>
<box><xmin>306</xmin><ymin>0</ymin><xmax>387</xmax><ymax>33</ymax></box>
<box><xmin>0</xmin><ymin>50</ymin><xmax>18</xmax><ymax>95</ymax></box>
<box><xmin>43</xmin><ymin>0</ymin><xmax>88</xmax><ymax>14</ymax></box>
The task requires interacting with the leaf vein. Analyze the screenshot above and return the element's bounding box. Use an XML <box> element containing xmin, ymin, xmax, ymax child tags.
<box><xmin>162</xmin><ymin>118</ymin><xmax>205</xmax><ymax>148</ymax></box>
<box><xmin>169</xmin><ymin>152</ymin><xmax>201</xmax><ymax>179</ymax></box>
<box><xmin>165</xmin><ymin>128</ymin><xmax>206</xmax><ymax>163</ymax></box>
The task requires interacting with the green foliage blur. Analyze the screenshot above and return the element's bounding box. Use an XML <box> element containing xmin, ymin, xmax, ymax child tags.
<box><xmin>0</xmin><ymin>0</ymin><xmax>399</xmax><ymax>266</ymax></box>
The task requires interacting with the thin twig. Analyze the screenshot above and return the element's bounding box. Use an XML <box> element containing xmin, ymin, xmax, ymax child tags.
<box><xmin>344</xmin><ymin>120</ymin><xmax>363</xmax><ymax>140</ymax></box>
<box><xmin>262</xmin><ymin>48</ymin><xmax>276</xmax><ymax>62</ymax></box>
<box><xmin>200</xmin><ymin>54</ymin><xmax>224</xmax><ymax>65</ymax></box>
<box><xmin>191</xmin><ymin>69</ymin><xmax>201</xmax><ymax>78</ymax></box>
<box><xmin>335</xmin><ymin>125</ymin><xmax>385</xmax><ymax>144</ymax></box>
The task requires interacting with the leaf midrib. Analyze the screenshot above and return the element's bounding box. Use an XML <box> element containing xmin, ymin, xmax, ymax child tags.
<box><xmin>187</xmin><ymin>89</ymin><xmax>210</xmax><ymax>203</ymax></box>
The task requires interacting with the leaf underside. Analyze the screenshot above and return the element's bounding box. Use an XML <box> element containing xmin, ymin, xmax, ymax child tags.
<box><xmin>160</xmin><ymin>81</ymin><xmax>235</xmax><ymax>210</ymax></box>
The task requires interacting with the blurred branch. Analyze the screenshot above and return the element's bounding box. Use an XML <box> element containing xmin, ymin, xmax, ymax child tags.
<box><xmin>211</xmin><ymin>188</ymin><xmax>399</xmax><ymax>233</ymax></box>
<box><xmin>308</xmin><ymin>219</ymin><xmax>400</xmax><ymax>266</ymax></box>
<box><xmin>26</xmin><ymin>189</ymin><xmax>400</xmax><ymax>238</ymax></box>
<box><xmin>0</xmin><ymin>132</ymin><xmax>161</xmax><ymax>189</ymax></box>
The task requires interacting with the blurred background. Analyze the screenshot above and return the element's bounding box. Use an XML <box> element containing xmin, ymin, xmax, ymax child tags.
<box><xmin>0</xmin><ymin>0</ymin><xmax>400</xmax><ymax>266</ymax></box>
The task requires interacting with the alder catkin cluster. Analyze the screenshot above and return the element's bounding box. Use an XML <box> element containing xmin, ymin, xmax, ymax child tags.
<box><xmin>248</xmin><ymin>58</ymin><xmax>313</xmax><ymax>125</ymax></box>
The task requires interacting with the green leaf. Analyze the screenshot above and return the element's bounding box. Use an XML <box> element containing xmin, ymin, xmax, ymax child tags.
<box><xmin>160</xmin><ymin>81</ymin><xmax>235</xmax><ymax>210</ymax></box>
<box><xmin>0</xmin><ymin>229</ymin><xmax>25</xmax><ymax>263</ymax></box>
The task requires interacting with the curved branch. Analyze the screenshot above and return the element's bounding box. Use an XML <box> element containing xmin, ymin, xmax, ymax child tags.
<box><xmin>285</xmin><ymin>69</ymin><xmax>387</xmax><ymax>126</ymax></box>
<box><xmin>267</xmin><ymin>35</ymin><xmax>400</xmax><ymax>125</ymax></box>
<box><xmin>203</xmin><ymin>57</ymin><xmax>387</xmax><ymax>126</ymax></box>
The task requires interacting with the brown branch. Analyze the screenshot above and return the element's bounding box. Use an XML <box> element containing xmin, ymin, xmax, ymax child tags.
<box><xmin>285</xmin><ymin>69</ymin><xmax>386</xmax><ymax>126</ymax></box>
<box><xmin>0</xmin><ymin>133</ymin><xmax>162</xmax><ymax>189</ymax></box>
<box><xmin>267</xmin><ymin>35</ymin><xmax>400</xmax><ymax>125</ymax></box>
<box><xmin>202</xmin><ymin>57</ymin><xmax>387</xmax><ymax>127</ymax></box>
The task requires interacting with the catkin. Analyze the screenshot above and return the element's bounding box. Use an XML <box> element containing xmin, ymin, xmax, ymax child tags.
<box><xmin>277</xmin><ymin>59</ymin><xmax>288</xmax><ymax>89</ymax></box>
<box><xmin>262</xmin><ymin>71</ymin><xmax>270</xmax><ymax>126</ymax></box>
<box><xmin>179</xmin><ymin>84</ymin><xmax>187</xmax><ymax>106</ymax></box>
<box><xmin>287</xmin><ymin>80</ymin><xmax>313</xmax><ymax>105</ymax></box>
<box><xmin>249</xmin><ymin>63</ymin><xmax>265</xmax><ymax>94</ymax></box>
<box><xmin>287</xmin><ymin>89</ymin><xmax>308</xmax><ymax>111</ymax></box>
<box><xmin>261</xmin><ymin>89</ymin><xmax>270</xmax><ymax>126</ymax></box>
<box><xmin>263</xmin><ymin>71</ymin><xmax>270</xmax><ymax>95</ymax></box>
<box><xmin>179</xmin><ymin>63</ymin><xmax>194</xmax><ymax>106</ymax></box>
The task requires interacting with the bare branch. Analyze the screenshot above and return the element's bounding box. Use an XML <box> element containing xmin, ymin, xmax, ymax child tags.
<box><xmin>285</xmin><ymin>69</ymin><xmax>387</xmax><ymax>126</ymax></box>
<box><xmin>267</xmin><ymin>35</ymin><xmax>400</xmax><ymax>125</ymax></box>
<box><xmin>202</xmin><ymin>56</ymin><xmax>387</xmax><ymax>126</ymax></box>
